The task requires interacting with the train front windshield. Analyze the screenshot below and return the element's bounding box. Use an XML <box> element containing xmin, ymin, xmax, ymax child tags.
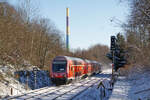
<box><xmin>52</xmin><ymin>61</ymin><xmax>67</xmax><ymax>73</ymax></box>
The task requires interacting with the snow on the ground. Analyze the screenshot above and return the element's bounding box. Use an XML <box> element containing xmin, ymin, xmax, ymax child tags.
<box><xmin>5</xmin><ymin>70</ymin><xmax>112</xmax><ymax>100</ymax></box>
<box><xmin>73</xmin><ymin>79</ymin><xmax>112</xmax><ymax>100</ymax></box>
<box><xmin>128</xmin><ymin>69</ymin><xmax>150</xmax><ymax>100</ymax></box>
<box><xmin>109</xmin><ymin>69</ymin><xmax>150</xmax><ymax>100</ymax></box>
<box><xmin>2</xmin><ymin>63</ymin><xmax>150</xmax><ymax>100</ymax></box>
<box><xmin>0</xmin><ymin>64</ymin><xmax>113</xmax><ymax>100</ymax></box>
<box><xmin>103</xmin><ymin>68</ymin><xmax>112</xmax><ymax>74</ymax></box>
<box><xmin>0</xmin><ymin>65</ymin><xmax>27</xmax><ymax>98</ymax></box>
<box><xmin>73</xmin><ymin>68</ymin><xmax>112</xmax><ymax>100</ymax></box>
<box><xmin>3</xmin><ymin>68</ymin><xmax>112</xmax><ymax>100</ymax></box>
<box><xmin>74</xmin><ymin>67</ymin><xmax>150</xmax><ymax>100</ymax></box>
<box><xmin>0</xmin><ymin>64</ymin><xmax>52</xmax><ymax>99</ymax></box>
<box><xmin>109</xmin><ymin>77</ymin><xmax>131</xmax><ymax>100</ymax></box>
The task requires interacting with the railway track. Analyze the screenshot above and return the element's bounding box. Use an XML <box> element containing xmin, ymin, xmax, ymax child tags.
<box><xmin>54</xmin><ymin>78</ymin><xmax>107</xmax><ymax>100</ymax></box>
<box><xmin>25</xmin><ymin>79</ymin><xmax>92</xmax><ymax>100</ymax></box>
<box><xmin>5</xmin><ymin>71</ymin><xmax>111</xmax><ymax>100</ymax></box>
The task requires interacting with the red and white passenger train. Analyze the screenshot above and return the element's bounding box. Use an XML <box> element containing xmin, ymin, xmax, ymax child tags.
<box><xmin>50</xmin><ymin>56</ymin><xmax>102</xmax><ymax>84</ymax></box>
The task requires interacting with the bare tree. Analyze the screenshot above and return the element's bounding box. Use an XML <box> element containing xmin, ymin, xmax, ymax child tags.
<box><xmin>0</xmin><ymin>2</ymin><xmax>65</xmax><ymax>70</ymax></box>
<box><xmin>121</xmin><ymin>0</ymin><xmax>150</xmax><ymax>67</ymax></box>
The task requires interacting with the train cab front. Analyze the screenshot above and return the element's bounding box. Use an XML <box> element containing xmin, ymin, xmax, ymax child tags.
<box><xmin>51</xmin><ymin>60</ymin><xmax>68</xmax><ymax>84</ymax></box>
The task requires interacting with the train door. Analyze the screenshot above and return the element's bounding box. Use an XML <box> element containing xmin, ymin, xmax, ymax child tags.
<box><xmin>68</xmin><ymin>61</ymin><xmax>71</xmax><ymax>78</ymax></box>
<box><xmin>73</xmin><ymin>60</ymin><xmax>77</xmax><ymax>80</ymax></box>
<box><xmin>72</xmin><ymin>66</ymin><xmax>75</xmax><ymax>79</ymax></box>
<box><xmin>81</xmin><ymin>64</ymin><xmax>84</xmax><ymax>76</ymax></box>
<box><xmin>85</xmin><ymin>64</ymin><xmax>88</xmax><ymax>75</ymax></box>
<box><xmin>78</xmin><ymin>65</ymin><xmax>81</xmax><ymax>78</ymax></box>
<box><xmin>69</xmin><ymin>64</ymin><xmax>74</xmax><ymax>80</ymax></box>
<box><xmin>74</xmin><ymin>65</ymin><xmax>77</xmax><ymax>80</ymax></box>
<box><xmin>80</xmin><ymin>63</ymin><xmax>84</xmax><ymax>76</ymax></box>
<box><xmin>70</xmin><ymin>64</ymin><xmax>75</xmax><ymax>80</ymax></box>
<box><xmin>88</xmin><ymin>64</ymin><xmax>92</xmax><ymax>75</ymax></box>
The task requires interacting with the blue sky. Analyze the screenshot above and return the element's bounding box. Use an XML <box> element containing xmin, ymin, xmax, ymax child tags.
<box><xmin>8</xmin><ymin>0</ymin><xmax>129</xmax><ymax>50</ymax></box>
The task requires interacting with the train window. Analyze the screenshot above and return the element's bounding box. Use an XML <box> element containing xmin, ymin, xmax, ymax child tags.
<box><xmin>52</xmin><ymin>61</ymin><xmax>67</xmax><ymax>73</ymax></box>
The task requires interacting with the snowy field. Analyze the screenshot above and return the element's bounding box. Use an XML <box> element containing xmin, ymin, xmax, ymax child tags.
<box><xmin>0</xmin><ymin>65</ymin><xmax>28</xmax><ymax>98</ymax></box>
<box><xmin>0</xmin><ymin>65</ymin><xmax>52</xmax><ymax>98</ymax></box>
<box><xmin>110</xmin><ymin>69</ymin><xmax>150</xmax><ymax>100</ymax></box>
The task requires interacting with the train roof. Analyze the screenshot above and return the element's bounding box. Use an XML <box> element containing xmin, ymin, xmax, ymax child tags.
<box><xmin>64</xmin><ymin>56</ymin><xmax>84</xmax><ymax>62</ymax></box>
<box><xmin>53</xmin><ymin>56</ymin><xmax>101</xmax><ymax>64</ymax></box>
<box><xmin>84</xmin><ymin>59</ymin><xmax>90</xmax><ymax>63</ymax></box>
<box><xmin>53</xmin><ymin>56</ymin><xmax>84</xmax><ymax>62</ymax></box>
<box><xmin>91</xmin><ymin>60</ymin><xmax>97</xmax><ymax>63</ymax></box>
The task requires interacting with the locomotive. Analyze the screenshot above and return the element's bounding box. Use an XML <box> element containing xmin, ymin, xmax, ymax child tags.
<box><xmin>50</xmin><ymin>56</ymin><xmax>102</xmax><ymax>84</ymax></box>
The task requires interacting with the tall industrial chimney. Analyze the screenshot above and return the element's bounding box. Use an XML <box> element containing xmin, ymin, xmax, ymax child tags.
<box><xmin>66</xmin><ymin>8</ymin><xmax>70</xmax><ymax>51</ymax></box>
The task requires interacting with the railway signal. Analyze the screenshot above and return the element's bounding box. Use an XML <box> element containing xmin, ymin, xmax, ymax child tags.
<box><xmin>33</xmin><ymin>67</ymin><xmax>38</xmax><ymax>89</ymax></box>
<box><xmin>110</xmin><ymin>36</ymin><xmax>116</xmax><ymax>50</ymax></box>
<box><xmin>108</xmin><ymin>35</ymin><xmax>127</xmax><ymax>72</ymax></box>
